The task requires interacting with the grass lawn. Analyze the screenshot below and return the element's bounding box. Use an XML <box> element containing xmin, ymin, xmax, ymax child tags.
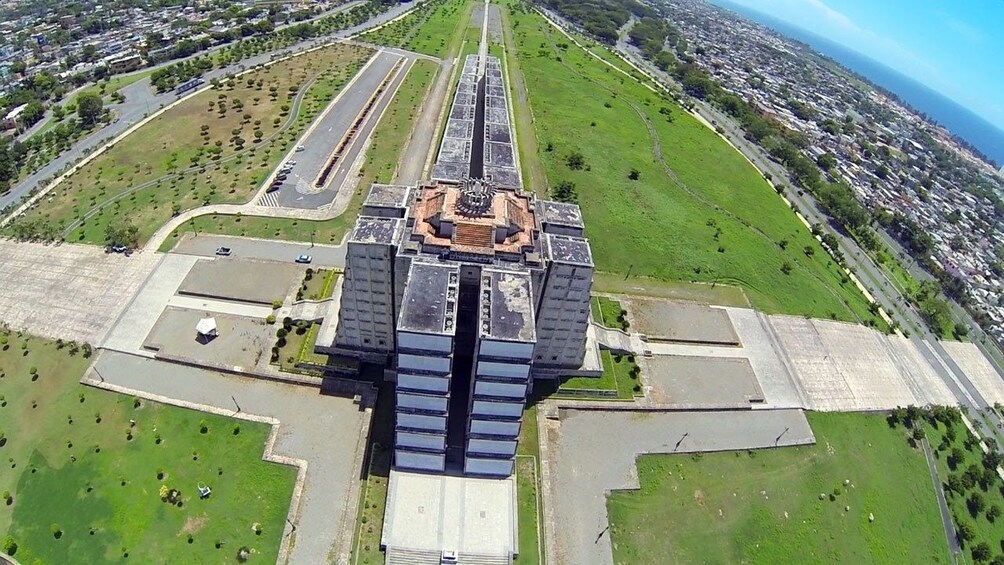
<box><xmin>502</xmin><ymin>1</ymin><xmax>875</xmax><ymax>324</ymax></box>
<box><xmin>158</xmin><ymin>58</ymin><xmax>440</xmax><ymax>251</ymax></box>
<box><xmin>0</xmin><ymin>331</ymin><xmax>296</xmax><ymax>564</ymax></box>
<box><xmin>498</xmin><ymin>2</ymin><xmax>547</xmax><ymax>195</ymax></box>
<box><xmin>360</xmin><ymin>0</ymin><xmax>471</xmax><ymax>59</ymax></box>
<box><xmin>554</xmin><ymin>351</ymin><xmax>641</xmax><ymax>400</ymax></box>
<box><xmin>298</xmin><ymin>269</ymin><xmax>340</xmax><ymax>301</ymax></box>
<box><xmin>8</xmin><ymin>43</ymin><xmax>371</xmax><ymax>246</ymax></box>
<box><xmin>607</xmin><ymin>412</ymin><xmax>949</xmax><ymax>565</ymax></box>
<box><xmin>516</xmin><ymin>404</ymin><xmax>542</xmax><ymax>565</ymax></box>
<box><xmin>592</xmin><ymin>296</ymin><xmax>627</xmax><ymax>331</ymax></box>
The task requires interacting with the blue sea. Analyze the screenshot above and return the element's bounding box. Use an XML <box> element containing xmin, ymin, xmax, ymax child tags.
<box><xmin>708</xmin><ymin>0</ymin><xmax>1004</xmax><ymax>166</ymax></box>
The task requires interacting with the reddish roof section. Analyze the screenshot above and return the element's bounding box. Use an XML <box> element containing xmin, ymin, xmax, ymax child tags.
<box><xmin>410</xmin><ymin>182</ymin><xmax>536</xmax><ymax>256</ymax></box>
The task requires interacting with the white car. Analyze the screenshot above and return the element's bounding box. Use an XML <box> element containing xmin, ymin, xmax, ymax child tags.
<box><xmin>295</xmin><ymin>145</ymin><xmax>305</xmax><ymax>152</ymax></box>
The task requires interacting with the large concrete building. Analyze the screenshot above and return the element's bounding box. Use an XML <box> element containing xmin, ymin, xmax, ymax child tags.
<box><xmin>330</xmin><ymin>55</ymin><xmax>598</xmax><ymax>478</ymax></box>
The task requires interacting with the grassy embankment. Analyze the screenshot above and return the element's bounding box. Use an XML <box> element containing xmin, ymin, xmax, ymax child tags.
<box><xmin>8</xmin><ymin>44</ymin><xmax>370</xmax><ymax>246</ymax></box>
<box><xmin>503</xmin><ymin>0</ymin><xmax>876</xmax><ymax>324</ymax></box>
<box><xmin>607</xmin><ymin>412</ymin><xmax>949</xmax><ymax>564</ymax></box>
<box><xmin>0</xmin><ymin>331</ymin><xmax>296</xmax><ymax>564</ymax></box>
<box><xmin>158</xmin><ymin>57</ymin><xmax>440</xmax><ymax>251</ymax></box>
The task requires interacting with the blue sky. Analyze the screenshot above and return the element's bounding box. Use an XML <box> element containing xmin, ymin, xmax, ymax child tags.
<box><xmin>720</xmin><ymin>0</ymin><xmax>1004</xmax><ymax>131</ymax></box>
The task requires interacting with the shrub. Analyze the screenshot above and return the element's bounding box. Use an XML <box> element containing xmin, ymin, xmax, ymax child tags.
<box><xmin>2</xmin><ymin>534</ymin><xmax>16</xmax><ymax>555</ymax></box>
<box><xmin>276</xmin><ymin>328</ymin><xmax>288</xmax><ymax>339</ymax></box>
<box><xmin>51</xmin><ymin>524</ymin><xmax>62</xmax><ymax>539</ymax></box>
<box><xmin>199</xmin><ymin>419</ymin><xmax>209</xmax><ymax>434</ymax></box>
<box><xmin>265</xmin><ymin>314</ymin><xmax>276</xmax><ymax>325</ymax></box>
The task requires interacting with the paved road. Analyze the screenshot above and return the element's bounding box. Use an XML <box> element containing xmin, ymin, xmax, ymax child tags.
<box><xmin>0</xmin><ymin>0</ymin><xmax>426</xmax><ymax>213</ymax></box>
<box><xmin>266</xmin><ymin>50</ymin><xmax>403</xmax><ymax>209</ymax></box>
<box><xmin>90</xmin><ymin>350</ymin><xmax>373</xmax><ymax>565</ymax></box>
<box><xmin>172</xmin><ymin>233</ymin><xmax>347</xmax><ymax>268</ymax></box>
<box><xmin>547</xmin><ymin>408</ymin><xmax>814</xmax><ymax>565</ymax></box>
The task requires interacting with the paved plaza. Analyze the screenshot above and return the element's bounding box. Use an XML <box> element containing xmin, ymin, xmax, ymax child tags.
<box><xmin>172</xmin><ymin>233</ymin><xmax>347</xmax><ymax>267</ymax></box>
<box><xmin>143</xmin><ymin>308</ymin><xmax>272</xmax><ymax>371</ymax></box>
<box><xmin>546</xmin><ymin>408</ymin><xmax>814</xmax><ymax>565</ymax></box>
<box><xmin>643</xmin><ymin>304</ymin><xmax>965</xmax><ymax>411</ymax></box>
<box><xmin>178</xmin><ymin>259</ymin><xmax>302</xmax><ymax>305</ymax></box>
<box><xmin>89</xmin><ymin>351</ymin><xmax>373</xmax><ymax>565</ymax></box>
<box><xmin>0</xmin><ymin>240</ymin><xmax>159</xmax><ymax>344</ymax></box>
<box><xmin>646</xmin><ymin>355</ymin><xmax>763</xmax><ymax>406</ymax></box>
<box><xmin>628</xmin><ymin>298</ymin><xmax>739</xmax><ymax>344</ymax></box>
<box><xmin>941</xmin><ymin>340</ymin><xmax>1004</xmax><ymax>404</ymax></box>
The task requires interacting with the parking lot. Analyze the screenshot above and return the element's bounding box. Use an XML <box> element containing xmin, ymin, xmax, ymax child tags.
<box><xmin>260</xmin><ymin>50</ymin><xmax>404</xmax><ymax>209</ymax></box>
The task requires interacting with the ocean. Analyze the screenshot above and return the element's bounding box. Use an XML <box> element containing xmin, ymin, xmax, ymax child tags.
<box><xmin>707</xmin><ymin>0</ymin><xmax>1004</xmax><ymax>166</ymax></box>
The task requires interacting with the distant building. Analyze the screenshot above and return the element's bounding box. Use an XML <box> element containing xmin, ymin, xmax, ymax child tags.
<box><xmin>329</xmin><ymin>55</ymin><xmax>599</xmax><ymax>478</ymax></box>
<box><xmin>104</xmin><ymin>52</ymin><xmax>143</xmax><ymax>74</ymax></box>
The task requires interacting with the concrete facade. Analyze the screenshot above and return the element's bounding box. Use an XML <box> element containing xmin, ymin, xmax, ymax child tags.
<box><xmin>332</xmin><ymin>55</ymin><xmax>596</xmax><ymax>481</ymax></box>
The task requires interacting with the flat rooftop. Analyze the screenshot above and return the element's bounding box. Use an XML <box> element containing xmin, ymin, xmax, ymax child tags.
<box><xmin>537</xmin><ymin>199</ymin><xmax>584</xmax><ymax>229</ymax></box>
<box><xmin>480</xmin><ymin>268</ymin><xmax>536</xmax><ymax>342</ymax></box>
<box><xmin>350</xmin><ymin>216</ymin><xmax>405</xmax><ymax>245</ymax></box>
<box><xmin>398</xmin><ymin>261</ymin><xmax>459</xmax><ymax>335</ymax></box>
<box><xmin>542</xmin><ymin>232</ymin><xmax>593</xmax><ymax>267</ymax></box>
<box><xmin>381</xmin><ymin>470</ymin><xmax>516</xmax><ymax>558</ymax></box>
<box><xmin>363</xmin><ymin>183</ymin><xmax>412</xmax><ymax>210</ymax></box>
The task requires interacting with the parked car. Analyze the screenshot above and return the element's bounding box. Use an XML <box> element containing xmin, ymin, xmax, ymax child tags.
<box><xmin>295</xmin><ymin>254</ymin><xmax>312</xmax><ymax>264</ymax></box>
<box><xmin>295</xmin><ymin>145</ymin><xmax>305</xmax><ymax>152</ymax></box>
<box><xmin>276</xmin><ymin>174</ymin><xmax>288</xmax><ymax>181</ymax></box>
<box><xmin>216</xmin><ymin>246</ymin><xmax>232</xmax><ymax>256</ymax></box>
<box><xmin>108</xmin><ymin>244</ymin><xmax>128</xmax><ymax>253</ymax></box>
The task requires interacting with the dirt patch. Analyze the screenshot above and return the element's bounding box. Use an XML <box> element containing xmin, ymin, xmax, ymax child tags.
<box><xmin>180</xmin><ymin>514</ymin><xmax>208</xmax><ymax>535</ymax></box>
<box><xmin>693</xmin><ymin>490</ymin><xmax>706</xmax><ymax>508</ymax></box>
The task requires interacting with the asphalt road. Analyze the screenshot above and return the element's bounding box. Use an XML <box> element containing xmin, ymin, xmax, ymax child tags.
<box><xmin>0</xmin><ymin>0</ymin><xmax>425</xmax><ymax>212</ymax></box>
<box><xmin>172</xmin><ymin>234</ymin><xmax>347</xmax><ymax>268</ymax></box>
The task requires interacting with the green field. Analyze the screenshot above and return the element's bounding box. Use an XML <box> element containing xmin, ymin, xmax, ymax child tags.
<box><xmin>159</xmin><ymin>58</ymin><xmax>440</xmax><ymax>251</ymax></box>
<box><xmin>7</xmin><ymin>44</ymin><xmax>370</xmax><ymax>247</ymax></box>
<box><xmin>360</xmin><ymin>0</ymin><xmax>472</xmax><ymax>59</ymax></box>
<box><xmin>607</xmin><ymin>412</ymin><xmax>949</xmax><ymax>564</ymax></box>
<box><xmin>0</xmin><ymin>331</ymin><xmax>296</xmax><ymax>564</ymax></box>
<box><xmin>503</xmin><ymin>1</ymin><xmax>875</xmax><ymax>323</ymax></box>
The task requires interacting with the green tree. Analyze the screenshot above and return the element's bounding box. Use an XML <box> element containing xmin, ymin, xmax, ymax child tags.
<box><xmin>104</xmin><ymin>222</ymin><xmax>139</xmax><ymax>249</ymax></box>
<box><xmin>76</xmin><ymin>91</ymin><xmax>104</xmax><ymax>125</ymax></box>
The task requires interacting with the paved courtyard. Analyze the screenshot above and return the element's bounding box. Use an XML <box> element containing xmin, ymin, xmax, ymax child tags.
<box><xmin>646</xmin><ymin>355</ymin><xmax>763</xmax><ymax>406</ymax></box>
<box><xmin>89</xmin><ymin>351</ymin><xmax>373</xmax><ymax>565</ymax></box>
<box><xmin>143</xmin><ymin>307</ymin><xmax>272</xmax><ymax>371</ymax></box>
<box><xmin>179</xmin><ymin>259</ymin><xmax>302</xmax><ymax>305</ymax></box>
<box><xmin>628</xmin><ymin>298</ymin><xmax>739</xmax><ymax>344</ymax></box>
<box><xmin>770</xmin><ymin>315</ymin><xmax>957</xmax><ymax>411</ymax></box>
<box><xmin>546</xmin><ymin>408</ymin><xmax>814</xmax><ymax>565</ymax></box>
<box><xmin>0</xmin><ymin>240</ymin><xmax>159</xmax><ymax>344</ymax></box>
<box><xmin>941</xmin><ymin>340</ymin><xmax>1004</xmax><ymax>404</ymax></box>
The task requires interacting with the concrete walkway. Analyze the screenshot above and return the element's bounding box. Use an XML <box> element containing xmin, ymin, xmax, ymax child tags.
<box><xmin>88</xmin><ymin>351</ymin><xmax>374</xmax><ymax>565</ymax></box>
